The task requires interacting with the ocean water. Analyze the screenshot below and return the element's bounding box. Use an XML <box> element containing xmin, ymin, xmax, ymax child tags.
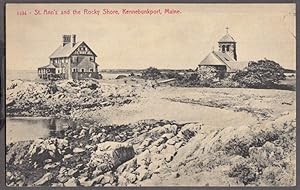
<box><xmin>6</xmin><ymin>70</ymin><xmax>40</xmax><ymax>81</ymax></box>
<box><xmin>6</xmin><ymin>117</ymin><xmax>73</xmax><ymax>143</ymax></box>
<box><xmin>6</xmin><ymin>70</ymin><xmax>134</xmax><ymax>81</ymax></box>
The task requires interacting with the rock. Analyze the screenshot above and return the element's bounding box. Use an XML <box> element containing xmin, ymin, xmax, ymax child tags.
<box><xmin>157</xmin><ymin>144</ymin><xmax>167</xmax><ymax>153</ymax></box>
<box><xmin>68</xmin><ymin>168</ymin><xmax>79</xmax><ymax>177</ymax></box>
<box><xmin>117</xmin><ymin>158</ymin><xmax>138</xmax><ymax>174</ymax></box>
<box><xmin>136</xmin><ymin>149</ymin><xmax>151</xmax><ymax>166</ymax></box>
<box><xmin>153</xmin><ymin>137</ymin><xmax>167</xmax><ymax>147</ymax></box>
<box><xmin>57</xmin><ymin>174</ymin><xmax>68</xmax><ymax>183</ymax></box>
<box><xmin>27</xmin><ymin>138</ymin><xmax>66</xmax><ymax>165</ymax></box>
<box><xmin>51</xmin><ymin>183</ymin><xmax>64</xmax><ymax>187</ymax></box>
<box><xmin>167</xmin><ymin>139</ymin><xmax>176</xmax><ymax>145</ymax></box>
<box><xmin>88</xmin><ymin>142</ymin><xmax>135</xmax><ymax>177</ymax></box>
<box><xmin>136</xmin><ymin>167</ymin><xmax>152</xmax><ymax>181</ymax></box>
<box><xmin>59</xmin><ymin>167</ymin><xmax>67</xmax><ymax>174</ymax></box>
<box><xmin>124</xmin><ymin>172</ymin><xmax>137</xmax><ymax>183</ymax></box>
<box><xmin>73</xmin><ymin>147</ymin><xmax>85</xmax><ymax>153</ymax></box>
<box><xmin>164</xmin><ymin>154</ymin><xmax>174</xmax><ymax>163</ymax></box>
<box><xmin>33</xmin><ymin>172</ymin><xmax>53</xmax><ymax>186</ymax></box>
<box><xmin>175</xmin><ymin>141</ymin><xmax>184</xmax><ymax>149</ymax></box>
<box><xmin>76</xmin><ymin>164</ymin><xmax>84</xmax><ymax>170</ymax></box>
<box><xmin>44</xmin><ymin>162</ymin><xmax>60</xmax><ymax>170</ymax></box>
<box><xmin>172</xmin><ymin>172</ymin><xmax>180</xmax><ymax>178</ymax></box>
<box><xmin>162</xmin><ymin>144</ymin><xmax>177</xmax><ymax>156</ymax></box>
<box><xmin>161</xmin><ymin>133</ymin><xmax>174</xmax><ymax>140</ymax></box>
<box><xmin>64</xmin><ymin>177</ymin><xmax>79</xmax><ymax>187</ymax></box>
<box><xmin>6</xmin><ymin>171</ymin><xmax>12</xmax><ymax>178</ymax></box>
<box><xmin>101</xmin><ymin>175</ymin><xmax>113</xmax><ymax>185</ymax></box>
<box><xmin>63</xmin><ymin>154</ymin><xmax>73</xmax><ymax>160</ymax></box>
<box><xmin>90</xmin><ymin>175</ymin><xmax>104</xmax><ymax>186</ymax></box>
<box><xmin>44</xmin><ymin>159</ymin><xmax>52</xmax><ymax>164</ymax></box>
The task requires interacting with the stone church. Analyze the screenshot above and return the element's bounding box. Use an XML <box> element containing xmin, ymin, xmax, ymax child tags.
<box><xmin>198</xmin><ymin>28</ymin><xmax>249</xmax><ymax>75</ymax></box>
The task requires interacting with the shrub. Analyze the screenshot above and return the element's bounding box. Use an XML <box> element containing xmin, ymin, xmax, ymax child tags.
<box><xmin>141</xmin><ymin>67</ymin><xmax>162</xmax><ymax>80</ymax></box>
<box><xmin>233</xmin><ymin>59</ymin><xmax>286</xmax><ymax>89</ymax></box>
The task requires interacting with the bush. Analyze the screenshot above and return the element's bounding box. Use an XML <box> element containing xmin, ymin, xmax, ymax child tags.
<box><xmin>233</xmin><ymin>59</ymin><xmax>286</xmax><ymax>89</ymax></box>
<box><xmin>141</xmin><ymin>67</ymin><xmax>162</xmax><ymax>80</ymax></box>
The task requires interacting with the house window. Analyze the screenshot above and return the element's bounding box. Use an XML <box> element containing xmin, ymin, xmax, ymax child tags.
<box><xmin>81</xmin><ymin>69</ymin><xmax>85</xmax><ymax>72</ymax></box>
<box><xmin>90</xmin><ymin>68</ymin><xmax>93</xmax><ymax>72</ymax></box>
<box><xmin>57</xmin><ymin>69</ymin><xmax>60</xmax><ymax>74</ymax></box>
<box><xmin>222</xmin><ymin>45</ymin><xmax>225</xmax><ymax>52</ymax></box>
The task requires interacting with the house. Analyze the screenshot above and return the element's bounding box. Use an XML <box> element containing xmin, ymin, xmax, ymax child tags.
<box><xmin>38</xmin><ymin>34</ymin><xmax>100</xmax><ymax>80</ymax></box>
<box><xmin>198</xmin><ymin>28</ymin><xmax>249</xmax><ymax>77</ymax></box>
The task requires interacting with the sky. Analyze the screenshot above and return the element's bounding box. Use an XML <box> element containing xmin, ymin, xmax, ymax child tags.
<box><xmin>6</xmin><ymin>3</ymin><xmax>296</xmax><ymax>70</ymax></box>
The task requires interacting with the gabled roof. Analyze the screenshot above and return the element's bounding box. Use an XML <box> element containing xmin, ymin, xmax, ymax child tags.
<box><xmin>226</xmin><ymin>61</ymin><xmax>249</xmax><ymax>72</ymax></box>
<box><xmin>49</xmin><ymin>41</ymin><xmax>97</xmax><ymax>58</ymax></box>
<box><xmin>38</xmin><ymin>63</ymin><xmax>57</xmax><ymax>69</ymax></box>
<box><xmin>77</xmin><ymin>57</ymin><xmax>99</xmax><ymax>67</ymax></box>
<box><xmin>199</xmin><ymin>51</ymin><xmax>226</xmax><ymax>66</ymax></box>
<box><xmin>218</xmin><ymin>33</ymin><xmax>236</xmax><ymax>43</ymax></box>
<box><xmin>213</xmin><ymin>51</ymin><xmax>235</xmax><ymax>62</ymax></box>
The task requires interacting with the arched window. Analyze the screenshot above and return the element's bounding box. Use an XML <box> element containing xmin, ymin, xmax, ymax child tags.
<box><xmin>226</xmin><ymin>45</ymin><xmax>230</xmax><ymax>51</ymax></box>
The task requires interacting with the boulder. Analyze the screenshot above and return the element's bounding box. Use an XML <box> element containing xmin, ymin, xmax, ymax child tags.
<box><xmin>27</xmin><ymin>138</ymin><xmax>68</xmax><ymax>165</ymax></box>
<box><xmin>43</xmin><ymin>162</ymin><xmax>60</xmax><ymax>170</ymax></box>
<box><xmin>64</xmin><ymin>177</ymin><xmax>79</xmax><ymax>187</ymax></box>
<box><xmin>88</xmin><ymin>142</ymin><xmax>135</xmax><ymax>176</ymax></box>
<box><xmin>73</xmin><ymin>147</ymin><xmax>85</xmax><ymax>153</ymax></box>
<box><xmin>33</xmin><ymin>172</ymin><xmax>53</xmax><ymax>186</ymax></box>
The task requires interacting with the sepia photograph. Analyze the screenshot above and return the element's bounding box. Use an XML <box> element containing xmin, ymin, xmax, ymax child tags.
<box><xmin>5</xmin><ymin>3</ymin><xmax>296</xmax><ymax>187</ymax></box>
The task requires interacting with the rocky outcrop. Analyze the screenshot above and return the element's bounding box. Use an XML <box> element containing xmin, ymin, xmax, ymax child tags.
<box><xmin>6</xmin><ymin>79</ymin><xmax>139</xmax><ymax>117</ymax></box>
<box><xmin>6</xmin><ymin>113</ymin><xmax>296</xmax><ymax>187</ymax></box>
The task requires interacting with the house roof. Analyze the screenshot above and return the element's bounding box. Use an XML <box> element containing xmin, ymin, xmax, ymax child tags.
<box><xmin>38</xmin><ymin>63</ymin><xmax>57</xmax><ymax>69</ymax></box>
<box><xmin>77</xmin><ymin>57</ymin><xmax>99</xmax><ymax>67</ymax></box>
<box><xmin>218</xmin><ymin>33</ymin><xmax>236</xmax><ymax>43</ymax></box>
<box><xmin>49</xmin><ymin>41</ymin><xmax>97</xmax><ymax>58</ymax></box>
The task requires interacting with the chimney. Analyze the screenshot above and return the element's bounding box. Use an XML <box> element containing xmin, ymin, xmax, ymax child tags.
<box><xmin>62</xmin><ymin>35</ymin><xmax>71</xmax><ymax>46</ymax></box>
<box><xmin>72</xmin><ymin>34</ymin><xmax>76</xmax><ymax>47</ymax></box>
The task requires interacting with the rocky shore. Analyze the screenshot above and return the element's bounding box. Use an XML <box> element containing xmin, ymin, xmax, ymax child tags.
<box><xmin>6</xmin><ymin>112</ymin><xmax>295</xmax><ymax>187</ymax></box>
<box><xmin>6</xmin><ymin>79</ymin><xmax>141</xmax><ymax>118</ymax></box>
<box><xmin>5</xmin><ymin>79</ymin><xmax>296</xmax><ymax>186</ymax></box>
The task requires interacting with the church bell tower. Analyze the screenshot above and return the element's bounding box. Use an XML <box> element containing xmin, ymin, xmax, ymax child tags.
<box><xmin>218</xmin><ymin>27</ymin><xmax>237</xmax><ymax>61</ymax></box>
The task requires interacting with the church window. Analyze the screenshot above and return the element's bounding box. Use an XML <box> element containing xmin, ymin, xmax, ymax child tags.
<box><xmin>222</xmin><ymin>45</ymin><xmax>225</xmax><ymax>52</ymax></box>
<box><xmin>226</xmin><ymin>45</ymin><xmax>230</xmax><ymax>51</ymax></box>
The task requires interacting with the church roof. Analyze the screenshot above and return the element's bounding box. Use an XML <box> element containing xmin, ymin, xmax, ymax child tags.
<box><xmin>218</xmin><ymin>33</ymin><xmax>236</xmax><ymax>43</ymax></box>
<box><xmin>226</xmin><ymin>61</ymin><xmax>249</xmax><ymax>72</ymax></box>
<box><xmin>213</xmin><ymin>51</ymin><xmax>236</xmax><ymax>62</ymax></box>
<box><xmin>199</xmin><ymin>51</ymin><xmax>226</xmax><ymax>66</ymax></box>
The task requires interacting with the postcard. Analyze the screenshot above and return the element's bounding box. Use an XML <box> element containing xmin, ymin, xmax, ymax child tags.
<box><xmin>5</xmin><ymin>3</ymin><xmax>296</xmax><ymax>187</ymax></box>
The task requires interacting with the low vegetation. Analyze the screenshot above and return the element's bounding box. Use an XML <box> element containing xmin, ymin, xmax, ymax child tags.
<box><xmin>139</xmin><ymin>59</ymin><xmax>294</xmax><ymax>90</ymax></box>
